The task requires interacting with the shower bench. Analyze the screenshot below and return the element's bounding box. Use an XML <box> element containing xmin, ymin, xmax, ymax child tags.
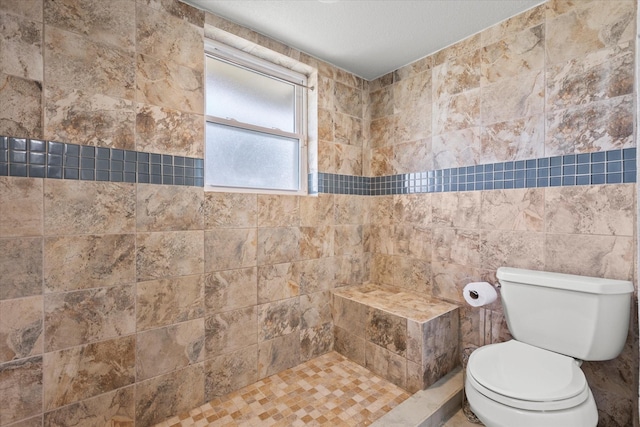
<box><xmin>332</xmin><ymin>284</ymin><xmax>460</xmax><ymax>393</ymax></box>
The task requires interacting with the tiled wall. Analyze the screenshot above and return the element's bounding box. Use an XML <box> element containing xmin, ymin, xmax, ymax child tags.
<box><xmin>363</xmin><ymin>1</ymin><xmax>638</xmax><ymax>426</ymax></box>
<box><xmin>0</xmin><ymin>1</ymin><xmax>638</xmax><ymax>427</ymax></box>
<box><xmin>0</xmin><ymin>1</ymin><xmax>367</xmax><ymax>426</ymax></box>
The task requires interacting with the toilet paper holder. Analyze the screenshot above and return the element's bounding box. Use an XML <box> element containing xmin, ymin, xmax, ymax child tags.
<box><xmin>469</xmin><ymin>283</ymin><xmax>501</xmax><ymax>299</ymax></box>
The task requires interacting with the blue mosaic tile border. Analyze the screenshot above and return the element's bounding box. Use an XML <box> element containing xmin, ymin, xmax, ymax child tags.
<box><xmin>0</xmin><ymin>136</ymin><xmax>204</xmax><ymax>186</ymax></box>
<box><xmin>318</xmin><ymin>148</ymin><xmax>637</xmax><ymax>195</ymax></box>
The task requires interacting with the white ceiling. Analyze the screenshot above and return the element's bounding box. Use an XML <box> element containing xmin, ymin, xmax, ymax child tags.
<box><xmin>183</xmin><ymin>0</ymin><xmax>545</xmax><ymax>81</ymax></box>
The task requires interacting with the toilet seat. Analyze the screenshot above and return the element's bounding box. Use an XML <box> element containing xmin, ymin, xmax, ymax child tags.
<box><xmin>467</xmin><ymin>340</ymin><xmax>590</xmax><ymax>411</ymax></box>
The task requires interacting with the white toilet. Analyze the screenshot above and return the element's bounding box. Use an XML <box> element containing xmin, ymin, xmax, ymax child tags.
<box><xmin>465</xmin><ymin>267</ymin><xmax>633</xmax><ymax>427</ymax></box>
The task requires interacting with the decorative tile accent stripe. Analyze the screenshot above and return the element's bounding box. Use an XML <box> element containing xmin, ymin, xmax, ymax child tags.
<box><xmin>0</xmin><ymin>136</ymin><xmax>204</xmax><ymax>186</ymax></box>
<box><xmin>319</xmin><ymin>148</ymin><xmax>637</xmax><ymax>195</ymax></box>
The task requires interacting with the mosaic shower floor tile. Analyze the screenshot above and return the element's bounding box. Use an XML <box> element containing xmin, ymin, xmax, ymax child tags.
<box><xmin>153</xmin><ymin>351</ymin><xmax>410</xmax><ymax>427</ymax></box>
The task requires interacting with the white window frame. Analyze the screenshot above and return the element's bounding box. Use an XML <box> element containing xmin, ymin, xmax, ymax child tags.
<box><xmin>204</xmin><ymin>39</ymin><xmax>308</xmax><ymax>195</ymax></box>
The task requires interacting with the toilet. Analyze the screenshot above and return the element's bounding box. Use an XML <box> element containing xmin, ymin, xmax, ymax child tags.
<box><xmin>465</xmin><ymin>267</ymin><xmax>633</xmax><ymax>427</ymax></box>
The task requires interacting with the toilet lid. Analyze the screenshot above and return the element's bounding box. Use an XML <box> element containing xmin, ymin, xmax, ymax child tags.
<box><xmin>468</xmin><ymin>340</ymin><xmax>588</xmax><ymax>409</ymax></box>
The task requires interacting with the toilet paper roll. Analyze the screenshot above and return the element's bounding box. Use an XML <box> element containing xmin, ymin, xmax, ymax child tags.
<box><xmin>463</xmin><ymin>282</ymin><xmax>498</xmax><ymax>307</ymax></box>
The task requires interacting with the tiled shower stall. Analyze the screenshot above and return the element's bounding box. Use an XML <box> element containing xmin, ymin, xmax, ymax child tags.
<box><xmin>0</xmin><ymin>0</ymin><xmax>638</xmax><ymax>426</ymax></box>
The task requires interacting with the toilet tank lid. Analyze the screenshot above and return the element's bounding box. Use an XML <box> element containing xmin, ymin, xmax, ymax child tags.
<box><xmin>496</xmin><ymin>267</ymin><xmax>633</xmax><ymax>295</ymax></box>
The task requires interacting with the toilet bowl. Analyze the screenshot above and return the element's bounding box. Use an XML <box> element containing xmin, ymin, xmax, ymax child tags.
<box><xmin>465</xmin><ymin>340</ymin><xmax>597</xmax><ymax>427</ymax></box>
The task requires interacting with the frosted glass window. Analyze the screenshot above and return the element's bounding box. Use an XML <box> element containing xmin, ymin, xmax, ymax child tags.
<box><xmin>205</xmin><ymin>41</ymin><xmax>307</xmax><ymax>194</ymax></box>
<box><xmin>206</xmin><ymin>123</ymin><xmax>299</xmax><ymax>191</ymax></box>
<box><xmin>206</xmin><ymin>56</ymin><xmax>296</xmax><ymax>133</ymax></box>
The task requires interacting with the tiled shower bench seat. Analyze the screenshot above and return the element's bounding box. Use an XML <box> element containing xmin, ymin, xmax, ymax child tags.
<box><xmin>332</xmin><ymin>284</ymin><xmax>460</xmax><ymax>393</ymax></box>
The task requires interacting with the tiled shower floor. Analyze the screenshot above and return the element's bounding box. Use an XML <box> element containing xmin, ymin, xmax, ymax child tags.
<box><xmin>153</xmin><ymin>352</ymin><xmax>411</xmax><ymax>426</ymax></box>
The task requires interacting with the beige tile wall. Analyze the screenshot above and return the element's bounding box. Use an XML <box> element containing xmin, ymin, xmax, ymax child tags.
<box><xmin>364</xmin><ymin>1</ymin><xmax>638</xmax><ymax>425</ymax></box>
<box><xmin>0</xmin><ymin>0</ymin><xmax>637</xmax><ymax>426</ymax></box>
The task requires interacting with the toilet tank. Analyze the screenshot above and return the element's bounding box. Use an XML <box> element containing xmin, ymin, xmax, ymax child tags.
<box><xmin>496</xmin><ymin>267</ymin><xmax>633</xmax><ymax>361</ymax></box>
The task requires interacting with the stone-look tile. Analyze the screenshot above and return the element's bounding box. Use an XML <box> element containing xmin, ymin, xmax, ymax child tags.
<box><xmin>294</xmin><ymin>258</ymin><xmax>335</xmax><ymax>295</ymax></box>
<box><xmin>137</xmin><ymin>274</ymin><xmax>204</xmax><ymax>331</ymax></box>
<box><xmin>394</xmin><ymin>57</ymin><xmax>432</xmax><ymax>82</ymax></box>
<box><xmin>205</xmin><ymin>306</ymin><xmax>257</xmax><ymax>358</ymax></box>
<box><xmin>0</xmin><ymin>72</ymin><xmax>42</xmax><ymax>138</ymax></box>
<box><xmin>369</xmin><ymin>86</ymin><xmax>393</xmax><ymax>120</ymax></box>
<box><xmin>258</xmin><ymin>298</ymin><xmax>300</xmax><ymax>342</ymax></box>
<box><xmin>480</xmin><ymin>188</ymin><xmax>544</xmax><ymax>232</ymax></box>
<box><xmin>257</xmin><ymin>263</ymin><xmax>300</xmax><ymax>304</ymax></box>
<box><xmin>136</xmin><ymin>184</ymin><xmax>204</xmax><ymax>232</ymax></box>
<box><xmin>0</xmin><ymin>177</ymin><xmax>42</xmax><ymax>237</ymax></box>
<box><xmin>44</xmin><ymin>26</ymin><xmax>135</xmax><ymax>101</ymax></box>
<box><xmin>44</xmin><ymin>336</ymin><xmax>135</xmax><ymax>410</ymax></box>
<box><xmin>0</xmin><ymin>296</ymin><xmax>42</xmax><ymax>363</ymax></box>
<box><xmin>0</xmin><ymin>237</ymin><xmax>42</xmax><ymax>300</ymax></box>
<box><xmin>480</xmin><ymin>230</ymin><xmax>544</xmax><ymax>271</ymax></box>
<box><xmin>420</xmin><ymin>311</ymin><xmax>460</xmax><ymax>389</ymax></box>
<box><xmin>204</xmin><ymin>192</ymin><xmax>257</xmax><ymax>228</ymax></box>
<box><xmin>334</xmin><ymin>143</ymin><xmax>363</xmax><ymax>176</ymax></box>
<box><xmin>43</xmin><ymin>385</ymin><xmax>135</xmax><ymax>427</ymax></box>
<box><xmin>370</xmin><ymin>146</ymin><xmax>394</xmax><ymax>176</ymax></box>
<box><xmin>394</xmin><ymin>225</ymin><xmax>432</xmax><ymax>259</ymax></box>
<box><xmin>136</xmin><ymin>53</ymin><xmax>203</xmax><ymax>114</ymax></box>
<box><xmin>0</xmin><ymin>12</ymin><xmax>43</xmax><ymax>81</ymax></box>
<box><xmin>334</xmin><ymin>194</ymin><xmax>363</xmax><ymax>225</ymax></box>
<box><xmin>334</xmin><ymin>113</ymin><xmax>363</xmax><ymax>146</ymax></box>
<box><xmin>432</xmin><ymin>89</ymin><xmax>480</xmax><ymax>135</ymax></box>
<box><xmin>545</xmin><ymin>1</ymin><xmax>635</xmax><ymax>66</ymax></box>
<box><xmin>0</xmin><ymin>0</ymin><xmax>43</xmax><ymax>21</ymax></box>
<box><xmin>481</xmin><ymin>24</ymin><xmax>544</xmax><ymax>85</ymax></box>
<box><xmin>481</xmin><ymin>70</ymin><xmax>544</xmax><ymax>125</ymax></box>
<box><xmin>334</xmin><ymin>225</ymin><xmax>363</xmax><ymax>256</ymax></box>
<box><xmin>332</xmin><ymin>295</ymin><xmax>366</xmax><ymax>337</ymax></box>
<box><xmin>435</xmin><ymin>191</ymin><xmax>481</xmax><ymax>229</ymax></box>
<box><xmin>370</xmin><ymin>196</ymin><xmax>394</xmax><ymax>225</ymax></box>
<box><xmin>459</xmin><ymin>305</ymin><xmax>485</xmax><ymax>349</ymax></box>
<box><xmin>334</xmin><ymin>326</ymin><xmax>365</xmax><ymax>366</ymax></box>
<box><xmin>44</xmin><ymin>180</ymin><xmax>135</xmax><ymax>235</ymax></box>
<box><xmin>0</xmin><ymin>356</ymin><xmax>42</xmax><ymax>425</ymax></box>
<box><xmin>365</xmin><ymin>224</ymin><xmax>394</xmax><ymax>255</ymax></box>
<box><xmin>204</xmin><ymin>267</ymin><xmax>257</xmax><ymax>313</ymax></box>
<box><xmin>366</xmin><ymin>308</ymin><xmax>407</xmax><ymax>357</ymax></box>
<box><xmin>136</xmin><ymin>319</ymin><xmax>204</xmax><ymax>381</ymax></box>
<box><xmin>136</xmin><ymin>231</ymin><xmax>204</xmax><ymax>281</ymax></box>
<box><xmin>393</xmin><ymin>256</ymin><xmax>431</xmax><ymax>294</ymax></box>
<box><xmin>257</xmin><ymin>195</ymin><xmax>300</xmax><ymax>227</ymax></box>
<box><xmin>135</xmin><ymin>103</ymin><xmax>204</xmax><ymax>157</ymax></box>
<box><xmin>300</xmin><ymin>194</ymin><xmax>334</xmax><ymax>227</ymax></box>
<box><xmin>394</xmin><ymin>193</ymin><xmax>430</xmax><ymax>224</ymax></box>
<box><xmin>481</xmin><ymin>4</ymin><xmax>545</xmax><ymax>46</ymax></box>
<box><xmin>370</xmin><ymin>115</ymin><xmax>396</xmax><ymax>149</ymax></box>
<box><xmin>205</xmin><ymin>345</ymin><xmax>258</xmax><ymax>400</ymax></box>
<box><xmin>545</xmin><ymin>184</ymin><xmax>635</xmax><ymax>236</ymax></box>
<box><xmin>44</xmin><ymin>89</ymin><xmax>135</xmax><ymax>149</ymax></box>
<box><xmin>44</xmin><ymin>285</ymin><xmax>135</xmax><ymax>352</ymax></box>
<box><xmin>544</xmin><ymin>234</ymin><xmax>634</xmax><ymax>281</ymax></box>
<box><xmin>299</xmin><ymin>225</ymin><xmax>333</xmax><ymax>260</ymax></box>
<box><xmin>394</xmin><ymin>71</ymin><xmax>431</xmax><ymax>115</ymax></box>
<box><xmin>434</xmin><ymin>33</ymin><xmax>481</xmax><ymax>66</ymax></box>
<box><xmin>204</xmin><ymin>228</ymin><xmax>257</xmax><ymax>272</ymax></box>
<box><xmin>432</xmin><ymin>127</ymin><xmax>481</xmax><ymax>170</ymax></box>
<box><xmin>300</xmin><ymin>291</ymin><xmax>331</xmax><ymax>330</ymax></box>
<box><xmin>300</xmin><ymin>323</ymin><xmax>333</xmax><ymax>361</ymax></box>
<box><xmin>546</xmin><ymin>41</ymin><xmax>633</xmax><ymax>110</ymax></box>
<box><xmin>318</xmin><ymin>139</ymin><xmax>336</xmax><ymax>173</ymax></box>
<box><xmin>334</xmin><ymin>81</ymin><xmax>362</xmax><ymax>118</ymax></box>
<box><xmin>432</xmin><ymin>49</ymin><xmax>481</xmax><ymax>99</ymax></box>
<box><xmin>258</xmin><ymin>331</ymin><xmax>300</xmax><ymax>379</ymax></box>
<box><xmin>136</xmin><ymin>3</ymin><xmax>203</xmax><ymax>71</ymax></box>
<box><xmin>257</xmin><ymin>227</ymin><xmax>300</xmax><ymax>265</ymax></box>
<box><xmin>9</xmin><ymin>415</ymin><xmax>44</xmax><ymax>427</ymax></box>
<box><xmin>546</xmin><ymin>95</ymin><xmax>634</xmax><ymax>155</ymax></box>
<box><xmin>365</xmin><ymin>342</ymin><xmax>406</xmax><ymax>390</ymax></box>
<box><xmin>480</xmin><ymin>114</ymin><xmax>545</xmax><ymax>163</ymax></box>
<box><xmin>44</xmin><ymin>234</ymin><xmax>134</xmax><ymax>293</ymax></box>
<box><xmin>370</xmin><ymin>253</ymin><xmax>395</xmax><ymax>287</ymax></box>
<box><xmin>335</xmin><ymin>254</ymin><xmax>368</xmax><ymax>288</ymax></box>
<box><xmin>432</xmin><ymin>262</ymin><xmax>485</xmax><ymax>305</ymax></box>
<box><xmin>135</xmin><ymin>363</ymin><xmax>204</xmax><ymax>427</ymax></box>
<box><xmin>393</xmin><ymin>139</ymin><xmax>431</xmax><ymax>174</ymax></box>
<box><xmin>43</xmin><ymin>0</ymin><xmax>135</xmax><ymax>51</ymax></box>
<box><xmin>433</xmin><ymin>228</ymin><xmax>480</xmax><ymax>267</ymax></box>
<box><xmin>141</xmin><ymin>0</ymin><xmax>205</xmax><ymax>27</ymax></box>
<box><xmin>318</xmin><ymin>108</ymin><xmax>334</xmax><ymax>142</ymax></box>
